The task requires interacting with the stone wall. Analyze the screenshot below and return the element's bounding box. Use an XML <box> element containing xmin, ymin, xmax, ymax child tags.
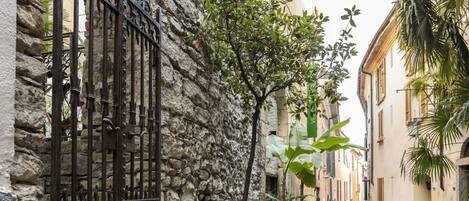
<box><xmin>156</xmin><ymin>0</ymin><xmax>264</xmax><ymax>200</ymax></box>
<box><xmin>13</xmin><ymin>0</ymin><xmax>47</xmax><ymax>200</ymax></box>
<box><xmin>8</xmin><ymin>0</ymin><xmax>265</xmax><ymax>200</ymax></box>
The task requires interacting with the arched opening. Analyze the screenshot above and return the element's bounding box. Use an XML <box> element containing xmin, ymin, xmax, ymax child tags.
<box><xmin>459</xmin><ymin>138</ymin><xmax>469</xmax><ymax>201</ymax></box>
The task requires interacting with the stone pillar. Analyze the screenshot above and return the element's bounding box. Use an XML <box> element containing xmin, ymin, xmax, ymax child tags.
<box><xmin>0</xmin><ymin>0</ymin><xmax>17</xmax><ymax>198</ymax></box>
<box><xmin>13</xmin><ymin>0</ymin><xmax>47</xmax><ymax>200</ymax></box>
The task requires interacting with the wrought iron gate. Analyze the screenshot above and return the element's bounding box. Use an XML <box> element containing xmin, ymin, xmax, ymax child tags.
<box><xmin>48</xmin><ymin>0</ymin><xmax>162</xmax><ymax>200</ymax></box>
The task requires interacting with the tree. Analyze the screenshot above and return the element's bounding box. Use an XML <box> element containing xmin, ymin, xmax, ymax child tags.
<box><xmin>267</xmin><ymin>119</ymin><xmax>365</xmax><ymax>201</ymax></box>
<box><xmin>192</xmin><ymin>1</ymin><xmax>359</xmax><ymax>200</ymax></box>
<box><xmin>396</xmin><ymin>0</ymin><xmax>469</xmax><ymax>197</ymax></box>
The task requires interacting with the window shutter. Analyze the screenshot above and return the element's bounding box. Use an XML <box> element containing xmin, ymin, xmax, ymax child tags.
<box><xmin>405</xmin><ymin>90</ymin><xmax>412</xmax><ymax>124</ymax></box>
<box><xmin>378</xmin><ymin>110</ymin><xmax>383</xmax><ymax>142</ymax></box>
<box><xmin>420</xmin><ymin>93</ymin><xmax>428</xmax><ymax>115</ymax></box>
<box><xmin>382</xmin><ymin>58</ymin><xmax>386</xmax><ymax>100</ymax></box>
<box><xmin>378</xmin><ymin>178</ymin><xmax>384</xmax><ymax>201</ymax></box>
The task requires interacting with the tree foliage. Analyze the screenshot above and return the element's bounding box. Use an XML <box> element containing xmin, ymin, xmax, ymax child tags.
<box><xmin>192</xmin><ymin>0</ymin><xmax>360</xmax><ymax>200</ymax></box>
<box><xmin>396</xmin><ymin>0</ymin><xmax>469</xmax><ymax>195</ymax></box>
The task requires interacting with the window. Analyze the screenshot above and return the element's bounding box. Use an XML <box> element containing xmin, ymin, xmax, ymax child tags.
<box><xmin>420</xmin><ymin>93</ymin><xmax>428</xmax><ymax>116</ymax></box>
<box><xmin>376</xmin><ymin>59</ymin><xmax>386</xmax><ymax>103</ymax></box>
<box><xmin>405</xmin><ymin>90</ymin><xmax>412</xmax><ymax>124</ymax></box>
<box><xmin>378</xmin><ymin>178</ymin><xmax>384</xmax><ymax>201</ymax></box>
<box><xmin>378</xmin><ymin>110</ymin><xmax>384</xmax><ymax>143</ymax></box>
<box><xmin>266</xmin><ymin>176</ymin><xmax>278</xmax><ymax>196</ymax></box>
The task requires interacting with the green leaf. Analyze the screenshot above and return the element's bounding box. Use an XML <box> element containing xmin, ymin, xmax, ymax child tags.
<box><xmin>350</xmin><ymin>19</ymin><xmax>356</xmax><ymax>27</ymax></box>
<box><xmin>312</xmin><ymin>135</ymin><xmax>350</xmax><ymax>150</ymax></box>
<box><xmin>285</xmin><ymin>146</ymin><xmax>316</xmax><ymax>161</ymax></box>
<box><xmin>289</xmin><ymin>162</ymin><xmax>316</xmax><ymax>187</ymax></box>
<box><xmin>344</xmin><ymin>8</ymin><xmax>352</xmax><ymax>15</ymax></box>
<box><xmin>341</xmin><ymin>15</ymin><xmax>349</xmax><ymax>20</ymax></box>
<box><xmin>267</xmin><ymin>135</ymin><xmax>288</xmax><ymax>162</ymax></box>
<box><xmin>321</xmin><ymin>118</ymin><xmax>350</xmax><ymax>137</ymax></box>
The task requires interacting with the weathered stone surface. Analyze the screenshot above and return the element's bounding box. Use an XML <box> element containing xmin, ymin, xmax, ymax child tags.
<box><xmin>17</xmin><ymin>4</ymin><xmax>44</xmax><ymax>39</ymax></box>
<box><xmin>16</xmin><ymin>31</ymin><xmax>43</xmax><ymax>57</ymax></box>
<box><xmin>15</xmin><ymin>129</ymin><xmax>45</xmax><ymax>153</ymax></box>
<box><xmin>10</xmin><ymin>151</ymin><xmax>43</xmax><ymax>183</ymax></box>
<box><xmin>0</xmin><ymin>192</ymin><xmax>15</xmax><ymax>201</ymax></box>
<box><xmin>14</xmin><ymin>79</ymin><xmax>45</xmax><ymax>131</ymax></box>
<box><xmin>165</xmin><ymin>190</ymin><xmax>180</xmax><ymax>201</ymax></box>
<box><xmin>11</xmin><ymin>184</ymin><xmax>43</xmax><ymax>201</ymax></box>
<box><xmin>12</xmin><ymin>1</ymin><xmax>46</xmax><ymax>200</ymax></box>
<box><xmin>157</xmin><ymin>0</ymin><xmax>265</xmax><ymax>199</ymax></box>
<box><xmin>16</xmin><ymin>53</ymin><xmax>46</xmax><ymax>83</ymax></box>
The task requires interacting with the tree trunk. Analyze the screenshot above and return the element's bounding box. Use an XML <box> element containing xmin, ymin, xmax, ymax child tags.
<box><xmin>242</xmin><ymin>104</ymin><xmax>262</xmax><ymax>201</ymax></box>
<box><xmin>280</xmin><ymin>169</ymin><xmax>287</xmax><ymax>201</ymax></box>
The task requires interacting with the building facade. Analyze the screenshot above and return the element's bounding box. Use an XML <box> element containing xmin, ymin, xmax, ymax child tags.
<box><xmin>316</xmin><ymin>100</ymin><xmax>364</xmax><ymax>201</ymax></box>
<box><xmin>357</xmin><ymin>8</ymin><xmax>431</xmax><ymax>201</ymax></box>
<box><xmin>357</xmin><ymin>7</ymin><xmax>469</xmax><ymax>201</ymax></box>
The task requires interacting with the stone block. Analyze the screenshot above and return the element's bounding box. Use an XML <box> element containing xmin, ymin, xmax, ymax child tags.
<box><xmin>11</xmin><ymin>183</ymin><xmax>43</xmax><ymax>201</ymax></box>
<box><xmin>10</xmin><ymin>151</ymin><xmax>44</xmax><ymax>184</ymax></box>
<box><xmin>15</xmin><ymin>79</ymin><xmax>45</xmax><ymax>131</ymax></box>
<box><xmin>17</xmin><ymin>3</ymin><xmax>44</xmax><ymax>39</ymax></box>
<box><xmin>16</xmin><ymin>53</ymin><xmax>46</xmax><ymax>83</ymax></box>
<box><xmin>16</xmin><ymin>32</ymin><xmax>43</xmax><ymax>57</ymax></box>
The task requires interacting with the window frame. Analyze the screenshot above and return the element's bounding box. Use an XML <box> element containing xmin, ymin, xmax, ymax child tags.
<box><xmin>376</xmin><ymin>59</ymin><xmax>386</xmax><ymax>104</ymax></box>
<box><xmin>378</xmin><ymin>110</ymin><xmax>384</xmax><ymax>143</ymax></box>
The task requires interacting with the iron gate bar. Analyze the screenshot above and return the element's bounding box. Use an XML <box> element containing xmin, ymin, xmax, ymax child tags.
<box><xmin>71</xmin><ymin>0</ymin><xmax>80</xmax><ymax>200</ymax></box>
<box><xmin>86</xmin><ymin>0</ymin><xmax>96</xmax><ymax>200</ymax></box>
<box><xmin>139</xmin><ymin>36</ymin><xmax>145</xmax><ymax>199</ymax></box>
<box><xmin>130</xmin><ymin>27</ymin><xmax>137</xmax><ymax>200</ymax></box>
<box><xmin>101</xmin><ymin>3</ymin><xmax>110</xmax><ymax>201</ymax></box>
<box><xmin>113</xmin><ymin>0</ymin><xmax>126</xmax><ymax>199</ymax></box>
<box><xmin>155</xmin><ymin>9</ymin><xmax>162</xmax><ymax>199</ymax></box>
<box><xmin>51</xmin><ymin>0</ymin><xmax>64</xmax><ymax>200</ymax></box>
<box><xmin>148</xmin><ymin>43</ymin><xmax>153</xmax><ymax>197</ymax></box>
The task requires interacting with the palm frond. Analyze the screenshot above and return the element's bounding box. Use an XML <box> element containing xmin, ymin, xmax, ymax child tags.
<box><xmin>396</xmin><ymin>0</ymin><xmax>448</xmax><ymax>73</ymax></box>
<box><xmin>401</xmin><ymin>137</ymin><xmax>456</xmax><ymax>185</ymax></box>
<box><xmin>409</xmin><ymin>106</ymin><xmax>462</xmax><ymax>150</ymax></box>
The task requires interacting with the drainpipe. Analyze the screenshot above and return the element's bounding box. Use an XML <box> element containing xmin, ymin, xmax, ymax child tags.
<box><xmin>362</xmin><ymin>71</ymin><xmax>373</xmax><ymax>201</ymax></box>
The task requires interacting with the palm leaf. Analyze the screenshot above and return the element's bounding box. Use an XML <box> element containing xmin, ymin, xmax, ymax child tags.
<box><xmin>400</xmin><ymin>138</ymin><xmax>456</xmax><ymax>185</ymax></box>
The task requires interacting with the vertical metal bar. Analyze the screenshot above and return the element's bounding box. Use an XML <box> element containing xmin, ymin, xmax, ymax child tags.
<box><xmin>51</xmin><ymin>0</ymin><xmax>64</xmax><ymax>200</ymax></box>
<box><xmin>113</xmin><ymin>0</ymin><xmax>126</xmax><ymax>200</ymax></box>
<box><xmin>101</xmin><ymin>4</ymin><xmax>110</xmax><ymax>201</ymax></box>
<box><xmin>70</xmin><ymin>0</ymin><xmax>80</xmax><ymax>200</ymax></box>
<box><xmin>139</xmin><ymin>37</ymin><xmax>146</xmax><ymax>199</ymax></box>
<box><xmin>147</xmin><ymin>43</ymin><xmax>153</xmax><ymax>197</ymax></box>
<box><xmin>129</xmin><ymin>27</ymin><xmax>137</xmax><ymax>200</ymax></box>
<box><xmin>155</xmin><ymin>8</ymin><xmax>162</xmax><ymax>199</ymax></box>
<box><xmin>86</xmin><ymin>0</ymin><xmax>96</xmax><ymax>200</ymax></box>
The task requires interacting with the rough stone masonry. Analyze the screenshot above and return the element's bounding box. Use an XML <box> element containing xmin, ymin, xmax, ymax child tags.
<box><xmin>155</xmin><ymin>0</ymin><xmax>265</xmax><ymax>199</ymax></box>
<box><xmin>5</xmin><ymin>0</ymin><xmax>266</xmax><ymax>200</ymax></box>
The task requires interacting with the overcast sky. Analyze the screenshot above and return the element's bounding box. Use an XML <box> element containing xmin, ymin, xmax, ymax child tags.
<box><xmin>314</xmin><ymin>0</ymin><xmax>394</xmax><ymax>145</ymax></box>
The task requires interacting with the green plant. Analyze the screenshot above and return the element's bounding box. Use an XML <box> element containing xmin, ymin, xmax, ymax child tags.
<box><xmin>267</xmin><ymin>119</ymin><xmax>365</xmax><ymax>201</ymax></box>
<box><xmin>193</xmin><ymin>1</ymin><xmax>359</xmax><ymax>200</ymax></box>
<box><xmin>396</xmin><ymin>0</ymin><xmax>469</xmax><ymax>197</ymax></box>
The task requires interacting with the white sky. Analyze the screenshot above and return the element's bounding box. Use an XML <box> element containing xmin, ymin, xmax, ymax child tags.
<box><xmin>314</xmin><ymin>0</ymin><xmax>394</xmax><ymax>145</ymax></box>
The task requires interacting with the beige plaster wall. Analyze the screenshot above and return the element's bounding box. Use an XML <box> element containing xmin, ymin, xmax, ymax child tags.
<box><xmin>363</xmin><ymin>41</ymin><xmax>432</xmax><ymax>201</ymax></box>
<box><xmin>0</xmin><ymin>0</ymin><xmax>17</xmax><ymax>193</ymax></box>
